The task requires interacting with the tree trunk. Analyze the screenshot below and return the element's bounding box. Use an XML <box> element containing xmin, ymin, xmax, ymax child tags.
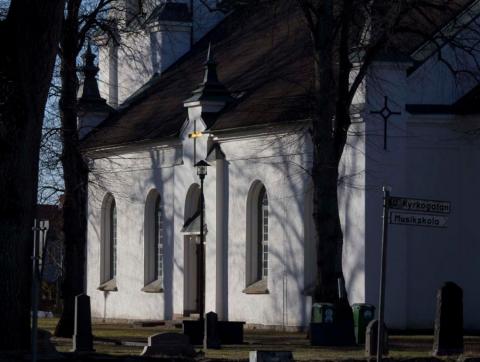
<box><xmin>301</xmin><ymin>0</ymin><xmax>353</xmax><ymax>305</ymax></box>
<box><xmin>302</xmin><ymin>0</ymin><xmax>344</xmax><ymax>304</ymax></box>
<box><xmin>0</xmin><ymin>0</ymin><xmax>64</xmax><ymax>351</ymax></box>
<box><xmin>54</xmin><ymin>0</ymin><xmax>89</xmax><ymax>338</ymax></box>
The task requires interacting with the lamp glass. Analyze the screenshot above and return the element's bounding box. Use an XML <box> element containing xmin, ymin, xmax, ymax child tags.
<box><xmin>197</xmin><ymin>165</ymin><xmax>207</xmax><ymax>176</ymax></box>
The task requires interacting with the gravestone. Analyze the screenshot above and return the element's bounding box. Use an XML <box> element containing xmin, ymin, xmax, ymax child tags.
<box><xmin>433</xmin><ymin>282</ymin><xmax>464</xmax><ymax>356</ymax></box>
<box><xmin>365</xmin><ymin>319</ymin><xmax>388</xmax><ymax>357</ymax></box>
<box><xmin>334</xmin><ymin>299</ymin><xmax>356</xmax><ymax>346</ymax></box>
<box><xmin>141</xmin><ymin>333</ymin><xmax>196</xmax><ymax>357</ymax></box>
<box><xmin>38</xmin><ymin>329</ymin><xmax>61</xmax><ymax>358</ymax></box>
<box><xmin>184</xmin><ymin>319</ymin><xmax>245</xmax><ymax>345</ymax></box>
<box><xmin>206</xmin><ymin>311</ymin><xmax>221</xmax><ymax>349</ymax></box>
<box><xmin>249</xmin><ymin>351</ymin><xmax>293</xmax><ymax>362</ymax></box>
<box><xmin>72</xmin><ymin>294</ymin><xmax>94</xmax><ymax>352</ymax></box>
<box><xmin>218</xmin><ymin>321</ymin><xmax>245</xmax><ymax>344</ymax></box>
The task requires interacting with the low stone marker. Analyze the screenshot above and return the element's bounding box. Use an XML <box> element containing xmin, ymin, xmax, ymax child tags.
<box><xmin>206</xmin><ymin>311</ymin><xmax>221</xmax><ymax>349</ymax></box>
<box><xmin>433</xmin><ymin>282</ymin><xmax>464</xmax><ymax>356</ymax></box>
<box><xmin>365</xmin><ymin>319</ymin><xmax>388</xmax><ymax>357</ymax></box>
<box><xmin>38</xmin><ymin>329</ymin><xmax>61</xmax><ymax>358</ymax></box>
<box><xmin>72</xmin><ymin>294</ymin><xmax>94</xmax><ymax>352</ymax></box>
<box><xmin>141</xmin><ymin>333</ymin><xmax>196</xmax><ymax>357</ymax></box>
<box><xmin>249</xmin><ymin>351</ymin><xmax>293</xmax><ymax>362</ymax></box>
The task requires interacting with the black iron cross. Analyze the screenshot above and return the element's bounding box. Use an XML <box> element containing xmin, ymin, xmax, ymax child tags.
<box><xmin>370</xmin><ymin>96</ymin><xmax>401</xmax><ymax>150</ymax></box>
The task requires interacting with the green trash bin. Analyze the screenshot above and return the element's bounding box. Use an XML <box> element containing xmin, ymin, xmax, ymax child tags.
<box><xmin>352</xmin><ymin>303</ymin><xmax>375</xmax><ymax>345</ymax></box>
<box><xmin>311</xmin><ymin>303</ymin><xmax>336</xmax><ymax>323</ymax></box>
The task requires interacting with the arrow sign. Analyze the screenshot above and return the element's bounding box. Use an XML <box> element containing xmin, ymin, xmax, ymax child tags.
<box><xmin>389</xmin><ymin>211</ymin><xmax>448</xmax><ymax>228</ymax></box>
<box><xmin>389</xmin><ymin>197</ymin><xmax>450</xmax><ymax>214</ymax></box>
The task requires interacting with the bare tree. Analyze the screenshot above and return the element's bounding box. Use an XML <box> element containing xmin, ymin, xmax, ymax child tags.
<box><xmin>54</xmin><ymin>0</ymin><xmax>141</xmax><ymax>337</ymax></box>
<box><xmin>297</xmin><ymin>0</ymin><xmax>476</xmax><ymax>305</ymax></box>
<box><xmin>54</xmin><ymin>0</ymin><xmax>111</xmax><ymax>337</ymax></box>
<box><xmin>0</xmin><ymin>0</ymin><xmax>65</xmax><ymax>351</ymax></box>
<box><xmin>208</xmin><ymin>0</ymin><xmax>478</xmax><ymax>309</ymax></box>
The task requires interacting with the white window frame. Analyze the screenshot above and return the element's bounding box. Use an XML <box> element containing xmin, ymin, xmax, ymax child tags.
<box><xmin>99</xmin><ymin>193</ymin><xmax>118</xmax><ymax>291</ymax></box>
<box><xmin>244</xmin><ymin>181</ymin><xmax>269</xmax><ymax>294</ymax></box>
<box><xmin>142</xmin><ymin>190</ymin><xmax>164</xmax><ymax>293</ymax></box>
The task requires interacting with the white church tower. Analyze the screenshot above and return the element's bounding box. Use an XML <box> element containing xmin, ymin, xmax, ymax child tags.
<box><xmin>97</xmin><ymin>0</ymin><xmax>224</xmax><ymax>107</ymax></box>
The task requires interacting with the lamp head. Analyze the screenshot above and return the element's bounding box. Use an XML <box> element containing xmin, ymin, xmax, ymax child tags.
<box><xmin>195</xmin><ymin>160</ymin><xmax>210</xmax><ymax>178</ymax></box>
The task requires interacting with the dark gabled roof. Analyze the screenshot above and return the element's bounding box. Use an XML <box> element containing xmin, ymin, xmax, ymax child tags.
<box><xmin>406</xmin><ymin>82</ymin><xmax>480</xmax><ymax>115</ymax></box>
<box><xmin>385</xmin><ymin>0</ymin><xmax>476</xmax><ymax>56</ymax></box>
<box><xmin>81</xmin><ymin>0</ymin><xmax>477</xmax><ymax>150</ymax></box>
<box><xmin>401</xmin><ymin>0</ymin><xmax>478</xmax><ymax>75</ymax></box>
<box><xmin>81</xmin><ymin>1</ymin><xmax>311</xmax><ymax>150</ymax></box>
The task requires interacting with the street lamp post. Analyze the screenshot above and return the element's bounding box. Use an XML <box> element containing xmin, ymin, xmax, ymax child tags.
<box><xmin>195</xmin><ymin>160</ymin><xmax>209</xmax><ymax>351</ymax></box>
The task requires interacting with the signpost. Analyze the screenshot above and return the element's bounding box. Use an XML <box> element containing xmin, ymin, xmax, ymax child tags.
<box><xmin>389</xmin><ymin>212</ymin><xmax>448</xmax><ymax>228</ymax></box>
<box><xmin>376</xmin><ymin>189</ymin><xmax>451</xmax><ymax>362</ymax></box>
<box><xmin>31</xmin><ymin>219</ymin><xmax>49</xmax><ymax>362</ymax></box>
<box><xmin>389</xmin><ymin>197</ymin><xmax>451</xmax><ymax>215</ymax></box>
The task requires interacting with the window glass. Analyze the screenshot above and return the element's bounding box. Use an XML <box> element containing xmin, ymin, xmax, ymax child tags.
<box><xmin>154</xmin><ymin>195</ymin><xmax>163</xmax><ymax>283</ymax></box>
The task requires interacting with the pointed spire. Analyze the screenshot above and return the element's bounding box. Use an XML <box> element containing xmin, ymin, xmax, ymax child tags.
<box><xmin>206</xmin><ymin>42</ymin><xmax>213</xmax><ymax>63</ymax></box>
<box><xmin>203</xmin><ymin>42</ymin><xmax>219</xmax><ymax>85</ymax></box>
<box><xmin>184</xmin><ymin>43</ymin><xmax>231</xmax><ymax>105</ymax></box>
<box><xmin>80</xmin><ymin>42</ymin><xmax>102</xmax><ymax>102</ymax></box>
<box><xmin>77</xmin><ymin>42</ymin><xmax>113</xmax><ymax>139</ymax></box>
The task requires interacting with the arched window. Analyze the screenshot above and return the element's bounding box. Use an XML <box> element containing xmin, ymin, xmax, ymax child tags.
<box><xmin>99</xmin><ymin>193</ymin><xmax>118</xmax><ymax>291</ymax></box>
<box><xmin>110</xmin><ymin>198</ymin><xmax>117</xmax><ymax>278</ymax></box>
<box><xmin>258</xmin><ymin>187</ymin><xmax>269</xmax><ymax>280</ymax></box>
<box><xmin>143</xmin><ymin>190</ymin><xmax>164</xmax><ymax>292</ymax></box>
<box><xmin>154</xmin><ymin>196</ymin><xmax>164</xmax><ymax>282</ymax></box>
<box><xmin>245</xmin><ymin>181</ymin><xmax>269</xmax><ymax>293</ymax></box>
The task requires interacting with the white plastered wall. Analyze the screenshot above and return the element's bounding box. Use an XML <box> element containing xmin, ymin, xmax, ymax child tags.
<box><xmin>85</xmin><ymin>124</ymin><xmax>317</xmax><ymax>327</ymax></box>
<box><xmin>86</xmin><ymin>144</ymin><xmax>180</xmax><ymax>320</ymax></box>
<box><xmin>361</xmin><ymin>17</ymin><xmax>480</xmax><ymax>328</ymax></box>
<box><xmin>217</xmin><ymin>131</ymin><xmax>311</xmax><ymax>327</ymax></box>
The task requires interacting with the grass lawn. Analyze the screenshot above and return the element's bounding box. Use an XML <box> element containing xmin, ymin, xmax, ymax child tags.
<box><xmin>38</xmin><ymin>318</ymin><xmax>480</xmax><ymax>359</ymax></box>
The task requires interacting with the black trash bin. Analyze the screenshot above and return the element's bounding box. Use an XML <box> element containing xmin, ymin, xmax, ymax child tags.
<box><xmin>310</xmin><ymin>303</ymin><xmax>336</xmax><ymax>346</ymax></box>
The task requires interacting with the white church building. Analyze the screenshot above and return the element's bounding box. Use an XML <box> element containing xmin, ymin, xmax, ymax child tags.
<box><xmin>79</xmin><ymin>0</ymin><xmax>480</xmax><ymax>330</ymax></box>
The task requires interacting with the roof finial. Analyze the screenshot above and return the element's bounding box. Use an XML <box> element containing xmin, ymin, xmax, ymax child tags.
<box><xmin>80</xmin><ymin>42</ymin><xmax>102</xmax><ymax>102</ymax></box>
<box><xmin>183</xmin><ymin>41</ymin><xmax>232</xmax><ymax>105</ymax></box>
<box><xmin>83</xmin><ymin>41</ymin><xmax>97</xmax><ymax>75</ymax></box>
<box><xmin>203</xmin><ymin>43</ymin><xmax>218</xmax><ymax>84</ymax></box>
<box><xmin>206</xmin><ymin>42</ymin><xmax>213</xmax><ymax>63</ymax></box>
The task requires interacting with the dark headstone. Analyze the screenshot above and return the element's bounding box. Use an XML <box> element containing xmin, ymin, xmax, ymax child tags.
<box><xmin>218</xmin><ymin>321</ymin><xmax>245</xmax><ymax>344</ymax></box>
<box><xmin>433</xmin><ymin>282</ymin><xmax>464</xmax><ymax>356</ymax></box>
<box><xmin>141</xmin><ymin>333</ymin><xmax>196</xmax><ymax>357</ymax></box>
<box><xmin>184</xmin><ymin>319</ymin><xmax>245</xmax><ymax>345</ymax></box>
<box><xmin>206</xmin><ymin>311</ymin><xmax>221</xmax><ymax>349</ymax></box>
<box><xmin>365</xmin><ymin>319</ymin><xmax>388</xmax><ymax>357</ymax></box>
<box><xmin>38</xmin><ymin>329</ymin><xmax>61</xmax><ymax>358</ymax></box>
<box><xmin>310</xmin><ymin>323</ymin><xmax>336</xmax><ymax>346</ymax></box>
<box><xmin>334</xmin><ymin>300</ymin><xmax>356</xmax><ymax>346</ymax></box>
<box><xmin>249</xmin><ymin>351</ymin><xmax>293</xmax><ymax>362</ymax></box>
<box><xmin>72</xmin><ymin>294</ymin><xmax>94</xmax><ymax>352</ymax></box>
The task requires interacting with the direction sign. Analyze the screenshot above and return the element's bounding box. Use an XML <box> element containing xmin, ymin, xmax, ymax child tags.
<box><xmin>389</xmin><ymin>211</ymin><xmax>448</xmax><ymax>228</ymax></box>
<box><xmin>389</xmin><ymin>197</ymin><xmax>450</xmax><ymax>214</ymax></box>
